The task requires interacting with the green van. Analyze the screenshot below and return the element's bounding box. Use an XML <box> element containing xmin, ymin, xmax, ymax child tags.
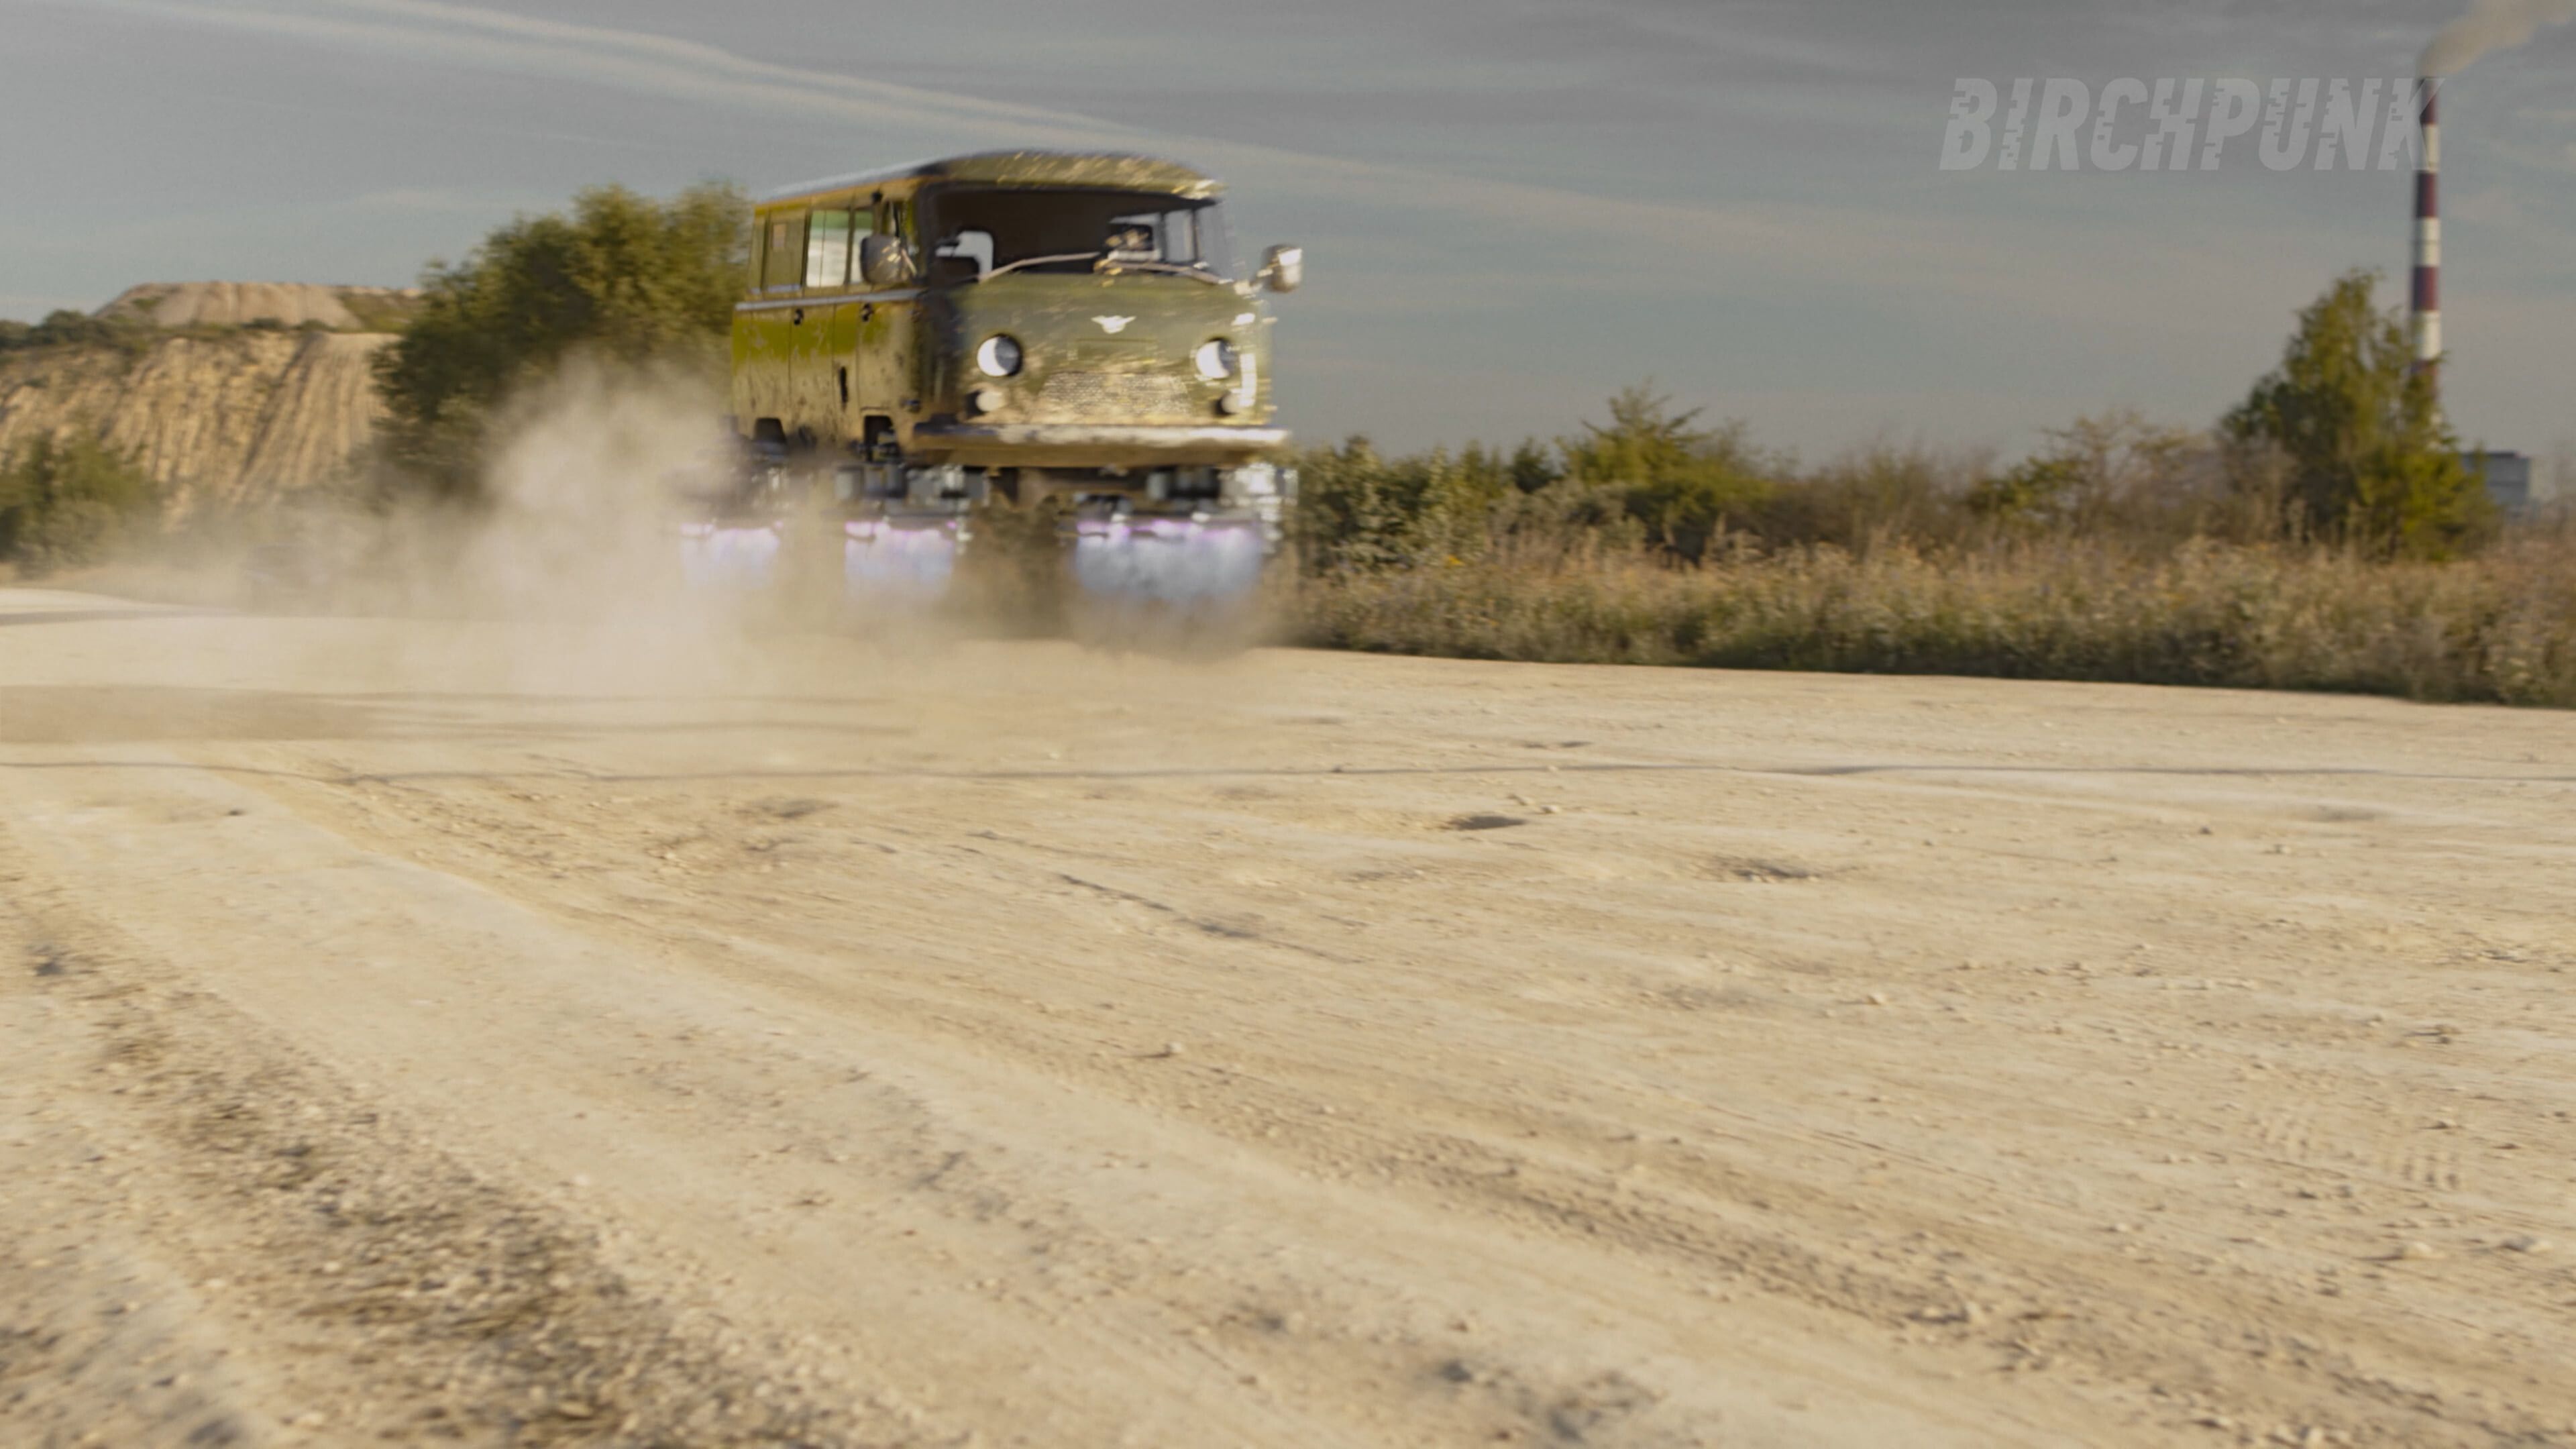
<box><xmin>723</xmin><ymin>150</ymin><xmax>1300</xmax><ymax>595</ymax></box>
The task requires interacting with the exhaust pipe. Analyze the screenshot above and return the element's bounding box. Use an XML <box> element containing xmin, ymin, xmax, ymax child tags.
<box><xmin>2411</xmin><ymin>81</ymin><xmax>2442</xmax><ymax>378</ymax></box>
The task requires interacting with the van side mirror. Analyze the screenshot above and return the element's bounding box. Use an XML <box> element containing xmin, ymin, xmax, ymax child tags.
<box><xmin>1258</xmin><ymin>244</ymin><xmax>1303</xmax><ymax>294</ymax></box>
<box><xmin>859</xmin><ymin>234</ymin><xmax>918</xmax><ymax>287</ymax></box>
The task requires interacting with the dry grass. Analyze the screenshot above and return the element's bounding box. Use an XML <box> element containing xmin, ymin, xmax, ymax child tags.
<box><xmin>1290</xmin><ymin>535</ymin><xmax>2576</xmax><ymax>708</ymax></box>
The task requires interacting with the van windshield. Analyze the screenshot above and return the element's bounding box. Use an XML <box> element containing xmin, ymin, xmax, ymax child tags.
<box><xmin>921</xmin><ymin>187</ymin><xmax>1236</xmax><ymax>286</ymax></box>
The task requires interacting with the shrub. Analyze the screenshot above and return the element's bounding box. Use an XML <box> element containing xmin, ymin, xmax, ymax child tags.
<box><xmin>1275</xmin><ymin>360</ymin><xmax>2571</xmax><ymax>707</ymax></box>
<box><xmin>1291</xmin><ymin>537</ymin><xmax>2576</xmax><ymax>708</ymax></box>
<box><xmin>0</xmin><ymin>432</ymin><xmax>159</xmax><ymax>576</ymax></box>
<box><xmin>374</xmin><ymin>182</ymin><xmax>747</xmax><ymax>498</ymax></box>
<box><xmin>1289</xmin><ymin>437</ymin><xmax>1527</xmax><ymax>573</ymax></box>
<box><xmin>1290</xmin><ymin>388</ymin><xmax>1770</xmax><ymax>574</ymax></box>
<box><xmin>1562</xmin><ymin>384</ymin><xmax>1772</xmax><ymax>561</ymax></box>
<box><xmin>1750</xmin><ymin>439</ymin><xmax>1982</xmax><ymax>555</ymax></box>
<box><xmin>339</xmin><ymin>292</ymin><xmax>423</xmax><ymax>335</ymax></box>
<box><xmin>0</xmin><ymin>309</ymin><xmax>150</xmax><ymax>358</ymax></box>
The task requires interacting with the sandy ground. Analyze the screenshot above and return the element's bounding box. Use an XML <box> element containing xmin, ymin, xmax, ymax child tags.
<box><xmin>3</xmin><ymin>584</ymin><xmax>2573</xmax><ymax>1448</ymax></box>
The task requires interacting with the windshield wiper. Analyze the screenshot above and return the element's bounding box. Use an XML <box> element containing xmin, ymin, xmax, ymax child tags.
<box><xmin>974</xmin><ymin>252</ymin><xmax>1231</xmax><ymax>286</ymax></box>
<box><xmin>977</xmin><ymin>252</ymin><xmax>1106</xmax><ymax>282</ymax></box>
<box><xmin>1101</xmin><ymin>260</ymin><xmax>1233</xmax><ymax>286</ymax></box>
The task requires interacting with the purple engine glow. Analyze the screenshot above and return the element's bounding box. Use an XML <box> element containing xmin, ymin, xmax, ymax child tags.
<box><xmin>676</xmin><ymin>523</ymin><xmax>782</xmax><ymax>590</ymax></box>
<box><xmin>680</xmin><ymin>515</ymin><xmax>1260</xmax><ymax>608</ymax></box>
<box><xmin>1071</xmin><ymin>517</ymin><xmax>1264</xmax><ymax>604</ymax></box>
<box><xmin>845</xmin><ymin>519</ymin><xmax>961</xmax><ymax>601</ymax></box>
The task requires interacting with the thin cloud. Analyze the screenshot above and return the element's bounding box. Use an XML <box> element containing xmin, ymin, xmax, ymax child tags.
<box><xmin>56</xmin><ymin>0</ymin><xmax>2025</xmax><ymax>288</ymax></box>
<box><xmin>192</xmin><ymin>85</ymin><xmax>688</xmax><ymax>155</ymax></box>
<box><xmin>325</xmin><ymin>0</ymin><xmax>1157</xmax><ymax>138</ymax></box>
<box><xmin>76</xmin><ymin>0</ymin><xmax>1123</xmax><ymax>142</ymax></box>
<box><xmin>28</xmin><ymin>0</ymin><xmax>2519</xmax><ymax>416</ymax></box>
<box><xmin>343</xmin><ymin>187</ymin><xmax>546</xmax><ymax>215</ymax></box>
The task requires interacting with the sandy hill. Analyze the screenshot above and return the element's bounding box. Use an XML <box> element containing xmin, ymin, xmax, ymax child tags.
<box><xmin>1</xmin><ymin>286</ymin><xmax>407</xmax><ymax>517</ymax></box>
<box><xmin>97</xmin><ymin>282</ymin><xmax>421</xmax><ymax>333</ymax></box>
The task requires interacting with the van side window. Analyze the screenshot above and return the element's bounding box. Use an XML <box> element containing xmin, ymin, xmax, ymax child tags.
<box><xmin>1111</xmin><ymin>208</ymin><xmax>1201</xmax><ymax>266</ymax></box>
<box><xmin>804</xmin><ymin>210</ymin><xmax>853</xmax><ymax>289</ymax></box>
<box><xmin>846</xmin><ymin>209</ymin><xmax>875</xmax><ymax>286</ymax></box>
<box><xmin>762</xmin><ymin>213</ymin><xmax>807</xmax><ymax>290</ymax></box>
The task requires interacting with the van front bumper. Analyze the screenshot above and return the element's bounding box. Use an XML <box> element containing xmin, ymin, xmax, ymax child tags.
<box><xmin>908</xmin><ymin>423</ymin><xmax>1288</xmax><ymax>466</ymax></box>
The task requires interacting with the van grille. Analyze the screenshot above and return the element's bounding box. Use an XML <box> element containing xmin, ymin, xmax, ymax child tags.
<box><xmin>1032</xmin><ymin>372</ymin><xmax>1196</xmax><ymax>421</ymax></box>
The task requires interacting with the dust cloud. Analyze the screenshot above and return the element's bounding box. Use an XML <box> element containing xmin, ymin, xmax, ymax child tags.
<box><xmin>62</xmin><ymin>359</ymin><xmax>1284</xmax><ymax>738</ymax></box>
<box><xmin>405</xmin><ymin>362</ymin><xmax>757</xmax><ymax>698</ymax></box>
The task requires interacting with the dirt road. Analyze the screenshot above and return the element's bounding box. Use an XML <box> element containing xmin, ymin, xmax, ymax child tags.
<box><xmin>3</xmin><ymin>584</ymin><xmax>2573</xmax><ymax>1448</ymax></box>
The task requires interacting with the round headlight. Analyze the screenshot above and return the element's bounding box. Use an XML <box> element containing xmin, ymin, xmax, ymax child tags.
<box><xmin>975</xmin><ymin>335</ymin><xmax>1022</xmax><ymax>378</ymax></box>
<box><xmin>1193</xmin><ymin>339</ymin><xmax>1237</xmax><ymax>382</ymax></box>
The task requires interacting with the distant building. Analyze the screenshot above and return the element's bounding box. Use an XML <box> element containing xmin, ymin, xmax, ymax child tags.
<box><xmin>2465</xmin><ymin>451</ymin><xmax>2534</xmax><ymax>515</ymax></box>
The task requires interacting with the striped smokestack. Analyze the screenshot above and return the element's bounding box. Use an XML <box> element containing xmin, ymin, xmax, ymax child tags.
<box><xmin>2412</xmin><ymin>83</ymin><xmax>2442</xmax><ymax>375</ymax></box>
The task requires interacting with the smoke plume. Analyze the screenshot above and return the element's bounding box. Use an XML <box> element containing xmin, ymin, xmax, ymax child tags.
<box><xmin>2421</xmin><ymin>0</ymin><xmax>2576</xmax><ymax>76</ymax></box>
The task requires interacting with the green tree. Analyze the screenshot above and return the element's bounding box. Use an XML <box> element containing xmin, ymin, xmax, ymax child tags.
<box><xmin>1967</xmin><ymin>454</ymin><xmax>2085</xmax><ymax>531</ymax></box>
<box><xmin>0</xmin><ymin>432</ymin><xmax>158</xmax><ymax>575</ymax></box>
<box><xmin>1456</xmin><ymin>439</ymin><xmax>1562</xmax><ymax>496</ymax></box>
<box><xmin>1505</xmin><ymin>439</ymin><xmax>1563</xmax><ymax>494</ymax></box>
<box><xmin>1969</xmin><ymin>411</ymin><xmax>2197</xmax><ymax>535</ymax></box>
<box><xmin>1291</xmin><ymin>437</ymin><xmax>1503</xmax><ymax>572</ymax></box>
<box><xmin>1562</xmin><ymin>384</ymin><xmax>1771</xmax><ymax>562</ymax></box>
<box><xmin>2223</xmin><ymin>271</ymin><xmax>2487</xmax><ymax>557</ymax></box>
<box><xmin>0</xmin><ymin>309</ymin><xmax>148</xmax><ymax>358</ymax></box>
<box><xmin>374</xmin><ymin>182</ymin><xmax>747</xmax><ymax>498</ymax></box>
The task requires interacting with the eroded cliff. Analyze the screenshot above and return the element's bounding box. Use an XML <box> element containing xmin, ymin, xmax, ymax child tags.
<box><xmin>0</xmin><ymin>317</ymin><xmax>394</xmax><ymax>517</ymax></box>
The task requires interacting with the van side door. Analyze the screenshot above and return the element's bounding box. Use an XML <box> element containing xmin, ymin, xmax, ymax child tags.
<box><xmin>851</xmin><ymin>198</ymin><xmax>918</xmax><ymax>449</ymax></box>
<box><xmin>793</xmin><ymin>207</ymin><xmax>859</xmax><ymax>443</ymax></box>
<box><xmin>741</xmin><ymin>210</ymin><xmax>806</xmax><ymax>435</ymax></box>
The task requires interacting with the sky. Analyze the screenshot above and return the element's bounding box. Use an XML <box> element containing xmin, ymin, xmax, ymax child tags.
<box><xmin>2</xmin><ymin>0</ymin><xmax>2569</xmax><ymax>459</ymax></box>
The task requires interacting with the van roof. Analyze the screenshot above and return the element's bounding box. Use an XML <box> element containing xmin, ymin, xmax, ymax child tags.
<box><xmin>760</xmin><ymin>151</ymin><xmax>1222</xmax><ymax>207</ymax></box>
